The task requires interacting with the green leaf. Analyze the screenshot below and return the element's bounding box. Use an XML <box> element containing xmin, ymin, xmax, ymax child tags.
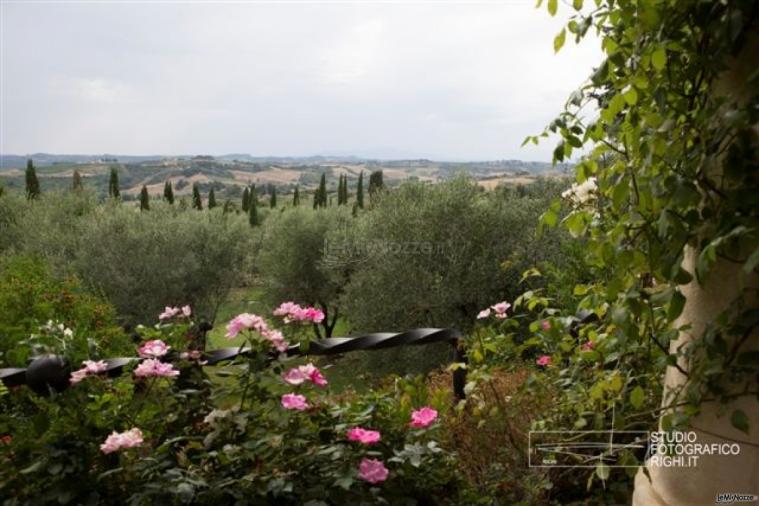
<box><xmin>731</xmin><ymin>410</ymin><xmax>749</xmax><ymax>435</ymax></box>
<box><xmin>623</xmin><ymin>87</ymin><xmax>638</xmax><ymax>105</ymax></box>
<box><xmin>573</xmin><ymin>0</ymin><xmax>583</xmax><ymax>10</ymax></box>
<box><xmin>554</xmin><ymin>28</ymin><xmax>566</xmax><ymax>53</ymax></box>
<box><xmin>596</xmin><ymin>463</ymin><xmax>610</xmax><ymax>480</ymax></box>
<box><xmin>547</xmin><ymin>0</ymin><xmax>557</xmax><ymax>16</ymax></box>
<box><xmin>651</xmin><ymin>47</ymin><xmax>666</xmax><ymax>70</ymax></box>
<box><xmin>630</xmin><ymin>386</ymin><xmax>645</xmax><ymax>409</ymax></box>
<box><xmin>667</xmin><ymin>291</ymin><xmax>686</xmax><ymax>322</ymax></box>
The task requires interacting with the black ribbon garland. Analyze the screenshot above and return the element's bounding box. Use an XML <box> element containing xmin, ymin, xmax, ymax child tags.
<box><xmin>0</xmin><ymin>312</ymin><xmax>597</xmax><ymax>399</ymax></box>
<box><xmin>0</xmin><ymin>328</ymin><xmax>468</xmax><ymax>399</ymax></box>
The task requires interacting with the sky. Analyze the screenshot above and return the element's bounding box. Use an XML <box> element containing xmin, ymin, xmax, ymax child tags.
<box><xmin>0</xmin><ymin>1</ymin><xmax>602</xmax><ymax>161</ymax></box>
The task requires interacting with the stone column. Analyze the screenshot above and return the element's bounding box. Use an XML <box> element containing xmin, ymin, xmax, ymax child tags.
<box><xmin>632</xmin><ymin>31</ymin><xmax>759</xmax><ymax>506</ymax></box>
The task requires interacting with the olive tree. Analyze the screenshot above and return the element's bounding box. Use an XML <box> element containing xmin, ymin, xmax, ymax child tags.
<box><xmin>257</xmin><ymin>206</ymin><xmax>354</xmax><ymax>337</ymax></box>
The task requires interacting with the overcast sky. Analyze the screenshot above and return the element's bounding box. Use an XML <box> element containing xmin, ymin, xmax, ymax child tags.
<box><xmin>0</xmin><ymin>1</ymin><xmax>601</xmax><ymax>161</ymax></box>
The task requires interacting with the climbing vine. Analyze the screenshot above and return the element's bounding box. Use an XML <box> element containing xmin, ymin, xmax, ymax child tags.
<box><xmin>531</xmin><ymin>0</ymin><xmax>759</xmax><ymax>435</ymax></box>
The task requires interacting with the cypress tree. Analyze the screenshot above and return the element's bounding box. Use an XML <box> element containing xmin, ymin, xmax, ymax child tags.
<box><xmin>192</xmin><ymin>184</ymin><xmax>203</xmax><ymax>210</ymax></box>
<box><xmin>208</xmin><ymin>188</ymin><xmax>217</xmax><ymax>209</ymax></box>
<box><xmin>356</xmin><ymin>171</ymin><xmax>364</xmax><ymax>209</ymax></box>
<box><xmin>270</xmin><ymin>187</ymin><xmax>277</xmax><ymax>208</ymax></box>
<box><xmin>242</xmin><ymin>186</ymin><xmax>251</xmax><ymax>212</ymax></box>
<box><xmin>249</xmin><ymin>188</ymin><xmax>259</xmax><ymax>227</ymax></box>
<box><xmin>72</xmin><ymin>170</ymin><xmax>83</xmax><ymax>191</ymax></box>
<box><xmin>341</xmin><ymin>175</ymin><xmax>349</xmax><ymax>204</ymax></box>
<box><xmin>25</xmin><ymin>159</ymin><xmax>41</xmax><ymax>200</ymax></box>
<box><xmin>139</xmin><ymin>185</ymin><xmax>150</xmax><ymax>211</ymax></box>
<box><xmin>163</xmin><ymin>181</ymin><xmax>175</xmax><ymax>204</ymax></box>
<box><xmin>317</xmin><ymin>173</ymin><xmax>327</xmax><ymax>208</ymax></box>
<box><xmin>368</xmin><ymin>170</ymin><xmax>384</xmax><ymax>199</ymax></box>
<box><xmin>108</xmin><ymin>168</ymin><xmax>120</xmax><ymax>199</ymax></box>
<box><xmin>293</xmin><ymin>186</ymin><xmax>300</xmax><ymax>206</ymax></box>
<box><xmin>337</xmin><ymin>175</ymin><xmax>344</xmax><ymax>205</ymax></box>
<box><xmin>222</xmin><ymin>199</ymin><xmax>233</xmax><ymax>214</ymax></box>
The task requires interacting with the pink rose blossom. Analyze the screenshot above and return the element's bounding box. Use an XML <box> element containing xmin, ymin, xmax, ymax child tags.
<box><xmin>358</xmin><ymin>458</ymin><xmax>389</xmax><ymax>484</ymax></box>
<box><xmin>69</xmin><ymin>360</ymin><xmax>108</xmax><ymax>384</ymax></box>
<box><xmin>346</xmin><ymin>427</ymin><xmax>381</xmax><ymax>445</ymax></box>
<box><xmin>134</xmin><ymin>359</ymin><xmax>180</xmax><ymax>378</ymax></box>
<box><xmin>264</xmin><ymin>329</ymin><xmax>290</xmax><ymax>353</ymax></box>
<box><xmin>273</xmin><ymin>301</ymin><xmax>300</xmax><ymax>317</ymax></box>
<box><xmin>100</xmin><ymin>427</ymin><xmax>144</xmax><ymax>454</ymax></box>
<box><xmin>225</xmin><ymin>313</ymin><xmax>268</xmax><ymax>338</ymax></box>
<box><xmin>541</xmin><ymin>320</ymin><xmax>551</xmax><ymax>331</ymax></box>
<box><xmin>181</xmin><ymin>305</ymin><xmax>192</xmax><ymax>317</ymax></box>
<box><xmin>282</xmin><ymin>363</ymin><xmax>328</xmax><ymax>387</ymax></box>
<box><xmin>304</xmin><ymin>307</ymin><xmax>325</xmax><ymax>324</ymax></box>
<box><xmin>138</xmin><ymin>339</ymin><xmax>170</xmax><ymax>359</ymax></box>
<box><xmin>492</xmin><ymin>301</ymin><xmax>511</xmax><ymax>319</ymax></box>
<box><xmin>281</xmin><ymin>393</ymin><xmax>309</xmax><ymax>411</ymax></box>
<box><xmin>410</xmin><ymin>406</ymin><xmax>438</xmax><ymax>428</ymax></box>
<box><xmin>273</xmin><ymin>302</ymin><xmax>325</xmax><ymax>324</ymax></box>
<box><xmin>299</xmin><ymin>363</ymin><xmax>328</xmax><ymax>387</ymax></box>
<box><xmin>536</xmin><ymin>355</ymin><xmax>551</xmax><ymax>367</ymax></box>
<box><xmin>581</xmin><ymin>341</ymin><xmax>594</xmax><ymax>351</ymax></box>
<box><xmin>477</xmin><ymin>308</ymin><xmax>491</xmax><ymax>319</ymax></box>
<box><xmin>282</xmin><ymin>367</ymin><xmax>308</xmax><ymax>386</ymax></box>
<box><xmin>159</xmin><ymin>306</ymin><xmax>180</xmax><ymax>320</ymax></box>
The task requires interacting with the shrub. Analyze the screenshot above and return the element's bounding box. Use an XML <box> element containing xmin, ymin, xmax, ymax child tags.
<box><xmin>0</xmin><ymin>255</ymin><xmax>130</xmax><ymax>366</ymax></box>
<box><xmin>2</xmin><ymin>191</ymin><xmax>254</xmax><ymax>325</ymax></box>
<box><xmin>0</xmin><ymin>309</ymin><xmax>471</xmax><ymax>504</ymax></box>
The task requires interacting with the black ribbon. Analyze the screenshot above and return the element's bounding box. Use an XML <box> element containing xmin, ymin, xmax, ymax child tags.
<box><xmin>0</xmin><ymin>328</ymin><xmax>467</xmax><ymax>398</ymax></box>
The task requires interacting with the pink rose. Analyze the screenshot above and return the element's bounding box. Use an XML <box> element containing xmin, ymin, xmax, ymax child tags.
<box><xmin>181</xmin><ymin>305</ymin><xmax>192</xmax><ymax>317</ymax></box>
<box><xmin>299</xmin><ymin>363</ymin><xmax>328</xmax><ymax>387</ymax></box>
<box><xmin>69</xmin><ymin>360</ymin><xmax>108</xmax><ymax>384</ymax></box>
<box><xmin>225</xmin><ymin>313</ymin><xmax>269</xmax><ymax>339</ymax></box>
<box><xmin>492</xmin><ymin>301</ymin><xmax>511</xmax><ymax>319</ymax></box>
<box><xmin>159</xmin><ymin>306</ymin><xmax>180</xmax><ymax>320</ymax></box>
<box><xmin>536</xmin><ymin>355</ymin><xmax>551</xmax><ymax>367</ymax></box>
<box><xmin>282</xmin><ymin>367</ymin><xmax>308</xmax><ymax>386</ymax></box>
<box><xmin>100</xmin><ymin>427</ymin><xmax>144</xmax><ymax>454</ymax></box>
<box><xmin>138</xmin><ymin>339</ymin><xmax>170</xmax><ymax>359</ymax></box>
<box><xmin>581</xmin><ymin>341</ymin><xmax>594</xmax><ymax>351</ymax></box>
<box><xmin>304</xmin><ymin>307</ymin><xmax>325</xmax><ymax>324</ymax></box>
<box><xmin>541</xmin><ymin>320</ymin><xmax>551</xmax><ymax>331</ymax></box>
<box><xmin>263</xmin><ymin>329</ymin><xmax>290</xmax><ymax>352</ymax></box>
<box><xmin>273</xmin><ymin>301</ymin><xmax>300</xmax><ymax>317</ymax></box>
<box><xmin>282</xmin><ymin>363</ymin><xmax>328</xmax><ymax>387</ymax></box>
<box><xmin>134</xmin><ymin>359</ymin><xmax>180</xmax><ymax>378</ymax></box>
<box><xmin>274</xmin><ymin>302</ymin><xmax>325</xmax><ymax>324</ymax></box>
<box><xmin>477</xmin><ymin>308</ymin><xmax>491</xmax><ymax>319</ymax></box>
<box><xmin>410</xmin><ymin>406</ymin><xmax>438</xmax><ymax>428</ymax></box>
<box><xmin>346</xmin><ymin>427</ymin><xmax>381</xmax><ymax>445</ymax></box>
<box><xmin>358</xmin><ymin>458</ymin><xmax>389</xmax><ymax>484</ymax></box>
<box><xmin>281</xmin><ymin>393</ymin><xmax>309</xmax><ymax>411</ymax></box>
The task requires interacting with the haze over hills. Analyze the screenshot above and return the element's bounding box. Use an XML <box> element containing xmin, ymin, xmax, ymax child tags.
<box><xmin>0</xmin><ymin>153</ymin><xmax>569</xmax><ymax>200</ymax></box>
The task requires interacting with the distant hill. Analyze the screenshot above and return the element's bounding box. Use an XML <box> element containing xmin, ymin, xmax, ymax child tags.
<box><xmin>0</xmin><ymin>153</ymin><xmax>569</xmax><ymax>200</ymax></box>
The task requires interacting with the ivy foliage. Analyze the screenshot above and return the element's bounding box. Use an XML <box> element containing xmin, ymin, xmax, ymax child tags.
<box><xmin>532</xmin><ymin>0</ymin><xmax>758</xmax><ymax>433</ymax></box>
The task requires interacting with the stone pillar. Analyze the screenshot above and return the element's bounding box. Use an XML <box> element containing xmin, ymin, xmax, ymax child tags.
<box><xmin>632</xmin><ymin>31</ymin><xmax>759</xmax><ymax>506</ymax></box>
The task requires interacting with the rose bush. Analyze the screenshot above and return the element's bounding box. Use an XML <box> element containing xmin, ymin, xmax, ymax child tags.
<box><xmin>0</xmin><ymin>304</ymin><xmax>471</xmax><ymax>504</ymax></box>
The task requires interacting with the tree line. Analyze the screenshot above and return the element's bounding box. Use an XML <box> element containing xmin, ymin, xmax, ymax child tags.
<box><xmin>21</xmin><ymin>160</ymin><xmax>385</xmax><ymax>226</ymax></box>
